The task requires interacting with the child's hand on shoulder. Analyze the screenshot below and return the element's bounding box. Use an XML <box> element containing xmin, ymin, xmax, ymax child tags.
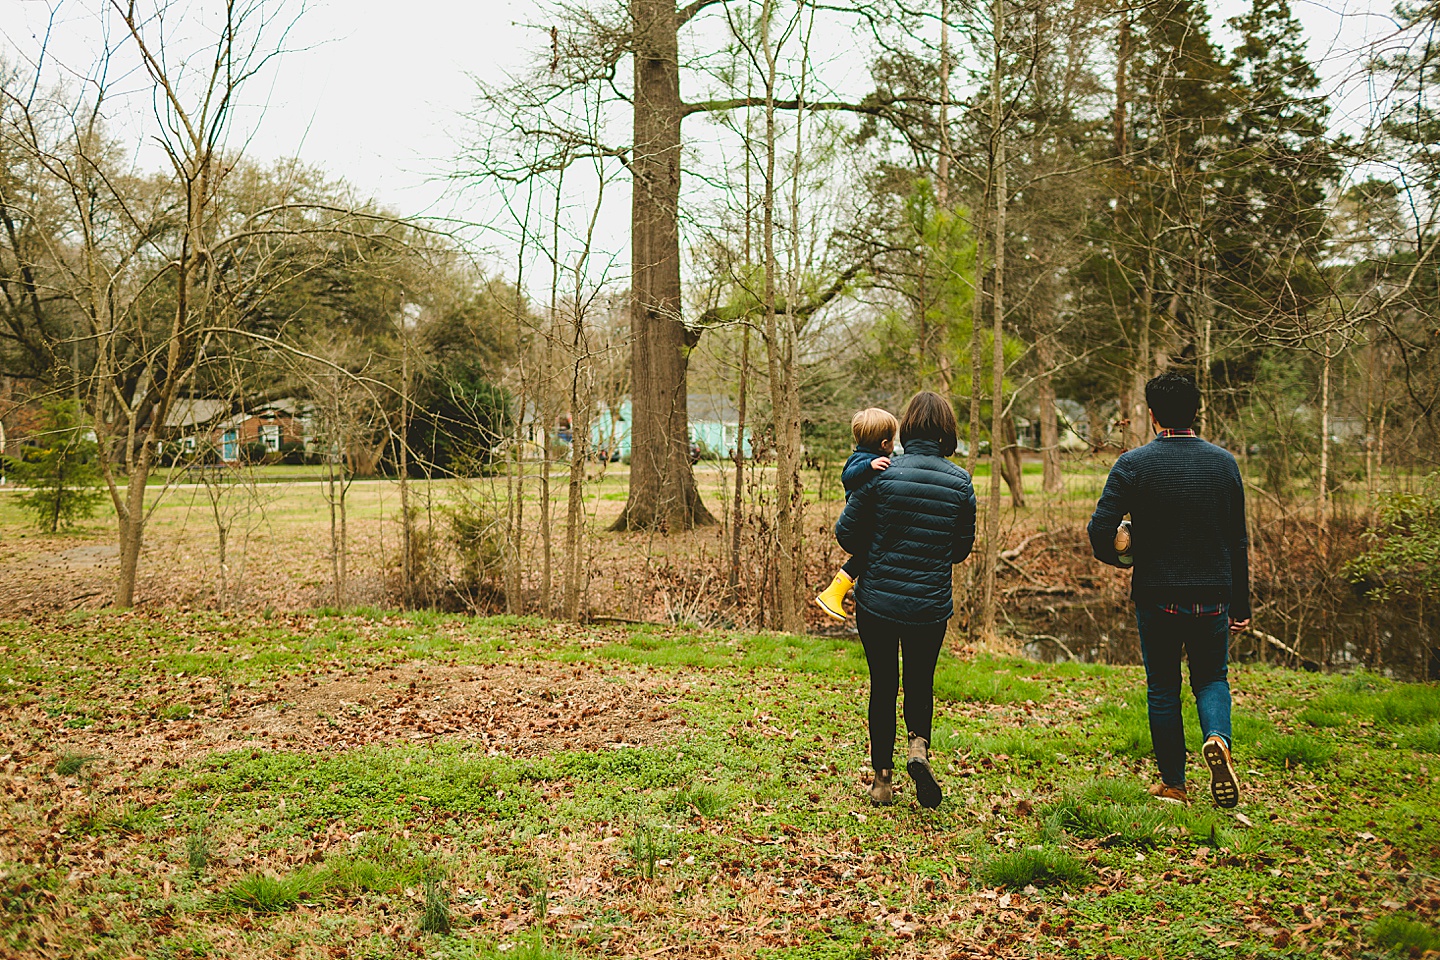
<box><xmin>872</xmin><ymin>457</ymin><xmax>891</xmax><ymax>471</ymax></box>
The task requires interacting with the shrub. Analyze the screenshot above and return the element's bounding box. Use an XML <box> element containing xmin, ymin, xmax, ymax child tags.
<box><xmin>240</xmin><ymin>441</ymin><xmax>271</xmax><ymax>464</ymax></box>
<box><xmin>449</xmin><ymin>497</ymin><xmax>505</xmax><ymax>594</ymax></box>
<box><xmin>1347</xmin><ymin>478</ymin><xmax>1440</xmax><ymax>599</ymax></box>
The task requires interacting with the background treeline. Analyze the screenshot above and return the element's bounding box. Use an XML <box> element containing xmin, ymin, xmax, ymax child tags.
<box><xmin>1</xmin><ymin>0</ymin><xmax>1438</xmax><ymax>676</ymax></box>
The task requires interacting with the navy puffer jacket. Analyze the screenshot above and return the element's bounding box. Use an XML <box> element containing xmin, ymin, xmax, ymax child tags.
<box><xmin>834</xmin><ymin>439</ymin><xmax>977</xmax><ymax>624</ymax></box>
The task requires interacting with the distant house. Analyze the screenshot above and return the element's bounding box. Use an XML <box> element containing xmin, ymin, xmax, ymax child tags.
<box><xmin>589</xmin><ymin>395</ymin><xmax>752</xmax><ymax>460</ymax></box>
<box><xmin>162</xmin><ymin>398</ymin><xmax>311</xmax><ymax>461</ymax></box>
<box><xmin>210</xmin><ymin>401</ymin><xmax>310</xmax><ymax>461</ymax></box>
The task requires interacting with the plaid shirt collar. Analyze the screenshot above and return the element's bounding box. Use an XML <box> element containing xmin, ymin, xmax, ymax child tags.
<box><xmin>1155</xmin><ymin>428</ymin><xmax>1199</xmax><ymax>440</ymax></box>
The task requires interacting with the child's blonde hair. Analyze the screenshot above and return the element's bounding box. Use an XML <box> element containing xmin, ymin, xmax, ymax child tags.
<box><xmin>851</xmin><ymin>407</ymin><xmax>899</xmax><ymax>449</ymax></box>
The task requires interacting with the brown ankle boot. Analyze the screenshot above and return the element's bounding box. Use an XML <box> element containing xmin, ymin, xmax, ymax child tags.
<box><xmin>869</xmin><ymin>769</ymin><xmax>894</xmax><ymax>806</ymax></box>
<box><xmin>907</xmin><ymin>734</ymin><xmax>942</xmax><ymax>809</ymax></box>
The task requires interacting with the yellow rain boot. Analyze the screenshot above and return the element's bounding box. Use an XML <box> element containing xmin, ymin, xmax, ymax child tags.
<box><xmin>814</xmin><ymin>570</ymin><xmax>855</xmax><ymax>621</ymax></box>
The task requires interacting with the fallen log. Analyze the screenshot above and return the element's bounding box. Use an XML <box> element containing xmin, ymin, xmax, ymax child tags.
<box><xmin>1247</xmin><ymin>627</ymin><xmax>1323</xmax><ymax>672</ymax></box>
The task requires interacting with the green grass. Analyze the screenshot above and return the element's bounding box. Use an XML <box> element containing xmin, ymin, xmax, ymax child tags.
<box><xmin>978</xmin><ymin>846</ymin><xmax>1091</xmax><ymax>889</ymax></box>
<box><xmin>5</xmin><ymin>609</ymin><xmax>1438</xmax><ymax>959</ymax></box>
<box><xmin>932</xmin><ymin>657</ymin><xmax>1046</xmax><ymax>704</ymax></box>
<box><xmin>1256</xmin><ymin>732</ymin><xmax>1338</xmax><ymax>768</ymax></box>
<box><xmin>212</xmin><ymin>847</ymin><xmax>427</xmax><ymax>914</ymax></box>
<box><xmin>53</xmin><ymin>752</ymin><xmax>96</xmax><ymax>776</ymax></box>
<box><xmin>1043</xmin><ymin>778</ymin><xmax>1229</xmax><ymax>848</ymax></box>
<box><xmin>1314</xmin><ymin>672</ymin><xmax>1440</xmax><ymax>726</ymax></box>
<box><xmin>1370</xmin><ymin>913</ymin><xmax>1440</xmax><ymax>953</ymax></box>
<box><xmin>1401</xmin><ymin>721</ymin><xmax>1440</xmax><ymax>753</ymax></box>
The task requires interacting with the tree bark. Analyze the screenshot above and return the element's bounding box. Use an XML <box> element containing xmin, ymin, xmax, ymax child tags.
<box><xmin>115</xmin><ymin>468</ymin><xmax>148</xmax><ymax>607</ymax></box>
<box><xmin>563</xmin><ymin>353</ymin><xmax>589</xmax><ymax>621</ymax></box>
<box><xmin>1036</xmin><ymin>335</ymin><xmax>1062</xmax><ymax>494</ymax></box>
<box><xmin>729</xmin><ymin>327</ymin><xmax>750</xmax><ymax>594</ymax></box>
<box><xmin>615</xmin><ymin>0</ymin><xmax>715</xmax><ymax>531</ymax></box>
<box><xmin>979</xmin><ymin>0</ymin><xmax>1008</xmax><ymax>643</ymax></box>
<box><xmin>1319</xmin><ymin>335</ymin><xmax>1330</xmax><ymax>539</ymax></box>
<box><xmin>1000</xmin><ymin>414</ymin><xmax>1026</xmax><ymax>508</ymax></box>
<box><xmin>760</xmin><ymin>0</ymin><xmax>805</xmax><ymax>632</ymax></box>
<box><xmin>1130</xmin><ymin>250</ymin><xmax>1154</xmax><ymax>449</ymax></box>
<box><xmin>399</xmin><ymin>329</ymin><xmax>413</xmax><ymax>608</ymax></box>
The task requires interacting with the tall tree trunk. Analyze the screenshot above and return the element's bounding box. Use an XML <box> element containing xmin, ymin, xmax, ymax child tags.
<box><xmin>979</xmin><ymin>0</ymin><xmax>1008</xmax><ymax>643</ymax></box>
<box><xmin>729</xmin><ymin>327</ymin><xmax>750</xmax><ymax>595</ymax></box>
<box><xmin>115</xmin><ymin>467</ymin><xmax>148</xmax><ymax>607</ymax></box>
<box><xmin>1365</xmin><ymin>330</ymin><xmax>1376</xmax><ymax>518</ymax></box>
<box><xmin>329</xmin><ymin>457</ymin><xmax>342</xmax><ymax>607</ymax></box>
<box><xmin>339</xmin><ymin>480</ymin><xmax>348</xmax><ymax>606</ymax></box>
<box><xmin>1130</xmin><ymin>251</ymin><xmax>1154</xmax><ymax>449</ymax></box>
<box><xmin>540</xmin><ymin>408</ymin><xmax>553</xmax><ymax>614</ymax></box>
<box><xmin>1037</xmin><ymin>335</ymin><xmax>1062</xmax><ymax>494</ymax></box>
<box><xmin>616</xmin><ymin>0</ymin><xmax>715</xmax><ymax>531</ymax></box>
<box><xmin>760</xmin><ymin>0</ymin><xmax>804</xmax><ymax>632</ymax></box>
<box><xmin>563</xmin><ymin>353</ymin><xmax>589</xmax><ymax>621</ymax></box>
<box><xmin>937</xmin><ymin>0</ymin><xmax>953</xmax><ymax>206</ymax></box>
<box><xmin>967</xmin><ymin>211</ymin><xmax>986</xmax><ymax>477</ymax></box>
<box><xmin>1319</xmin><ymin>336</ymin><xmax>1330</xmax><ymax>539</ymax></box>
<box><xmin>399</xmin><ymin>334</ymin><xmax>413</xmax><ymax>608</ymax></box>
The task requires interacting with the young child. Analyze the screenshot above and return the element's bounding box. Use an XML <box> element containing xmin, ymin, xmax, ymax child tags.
<box><xmin>815</xmin><ymin>407</ymin><xmax>899</xmax><ymax>621</ymax></box>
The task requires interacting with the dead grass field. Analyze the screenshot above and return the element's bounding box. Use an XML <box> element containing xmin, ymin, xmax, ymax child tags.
<box><xmin>0</xmin><ymin>460</ymin><xmax>1114</xmax><ymax>629</ymax></box>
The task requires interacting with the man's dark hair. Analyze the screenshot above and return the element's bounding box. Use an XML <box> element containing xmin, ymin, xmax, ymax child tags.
<box><xmin>899</xmin><ymin>390</ymin><xmax>958</xmax><ymax>457</ymax></box>
<box><xmin>1145</xmin><ymin>372</ymin><xmax>1200</xmax><ymax>429</ymax></box>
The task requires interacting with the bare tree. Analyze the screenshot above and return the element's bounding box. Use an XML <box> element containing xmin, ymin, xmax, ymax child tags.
<box><xmin>0</xmin><ymin>0</ymin><xmax>304</xmax><ymax>606</ymax></box>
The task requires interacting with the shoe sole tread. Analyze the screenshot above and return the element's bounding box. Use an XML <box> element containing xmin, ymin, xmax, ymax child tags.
<box><xmin>1203</xmin><ymin>739</ymin><xmax>1241</xmax><ymax>809</ymax></box>
<box><xmin>907</xmin><ymin>759</ymin><xmax>942</xmax><ymax>809</ymax></box>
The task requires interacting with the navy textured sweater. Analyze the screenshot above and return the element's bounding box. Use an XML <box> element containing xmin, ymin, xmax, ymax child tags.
<box><xmin>835</xmin><ymin>439</ymin><xmax>977</xmax><ymax>624</ymax></box>
<box><xmin>1087</xmin><ymin>436</ymin><xmax>1251</xmax><ymax>620</ymax></box>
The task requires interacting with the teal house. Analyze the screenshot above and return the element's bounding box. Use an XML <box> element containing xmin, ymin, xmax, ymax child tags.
<box><xmin>590</xmin><ymin>395</ymin><xmax>752</xmax><ymax>460</ymax></box>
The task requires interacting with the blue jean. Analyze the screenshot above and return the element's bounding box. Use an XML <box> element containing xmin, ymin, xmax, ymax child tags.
<box><xmin>1134</xmin><ymin>602</ymin><xmax>1233</xmax><ymax>787</ymax></box>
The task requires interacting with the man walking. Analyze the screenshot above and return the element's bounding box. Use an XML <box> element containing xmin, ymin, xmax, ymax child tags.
<box><xmin>1088</xmin><ymin>372</ymin><xmax>1249</xmax><ymax>808</ymax></box>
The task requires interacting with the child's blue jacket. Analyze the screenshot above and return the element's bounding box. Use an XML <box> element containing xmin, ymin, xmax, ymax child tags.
<box><xmin>842</xmin><ymin>446</ymin><xmax>886</xmax><ymax>497</ymax></box>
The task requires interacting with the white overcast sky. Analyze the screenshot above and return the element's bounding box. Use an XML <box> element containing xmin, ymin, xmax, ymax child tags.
<box><xmin>0</xmin><ymin>0</ymin><xmax>1405</xmax><ymax>278</ymax></box>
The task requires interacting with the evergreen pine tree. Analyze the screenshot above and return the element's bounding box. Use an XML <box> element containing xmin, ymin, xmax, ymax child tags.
<box><xmin>1214</xmin><ymin>0</ymin><xmax>1338</xmax><ymax>327</ymax></box>
<box><xmin>5</xmin><ymin>400</ymin><xmax>105</xmax><ymax>533</ymax></box>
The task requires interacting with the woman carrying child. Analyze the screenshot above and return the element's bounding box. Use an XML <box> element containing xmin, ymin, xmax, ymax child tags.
<box><xmin>833</xmin><ymin>391</ymin><xmax>977</xmax><ymax>808</ymax></box>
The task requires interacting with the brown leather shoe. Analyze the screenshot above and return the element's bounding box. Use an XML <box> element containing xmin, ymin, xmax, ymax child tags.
<box><xmin>1203</xmin><ymin>735</ymin><xmax>1241</xmax><ymax>809</ymax></box>
<box><xmin>1149</xmin><ymin>782</ymin><xmax>1189</xmax><ymax>804</ymax></box>
<box><xmin>907</xmin><ymin>735</ymin><xmax>942</xmax><ymax>809</ymax></box>
<box><xmin>869</xmin><ymin>769</ymin><xmax>894</xmax><ymax>806</ymax></box>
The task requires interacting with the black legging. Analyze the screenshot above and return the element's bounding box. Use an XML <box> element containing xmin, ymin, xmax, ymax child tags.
<box><xmin>856</xmin><ymin>606</ymin><xmax>947</xmax><ymax>773</ymax></box>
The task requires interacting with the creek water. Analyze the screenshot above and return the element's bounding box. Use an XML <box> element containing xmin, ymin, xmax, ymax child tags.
<box><xmin>1016</xmin><ymin>590</ymin><xmax>1440</xmax><ymax>682</ymax></box>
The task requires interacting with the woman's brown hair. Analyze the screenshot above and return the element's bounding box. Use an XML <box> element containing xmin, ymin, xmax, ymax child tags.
<box><xmin>898</xmin><ymin>390</ymin><xmax>958</xmax><ymax>457</ymax></box>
